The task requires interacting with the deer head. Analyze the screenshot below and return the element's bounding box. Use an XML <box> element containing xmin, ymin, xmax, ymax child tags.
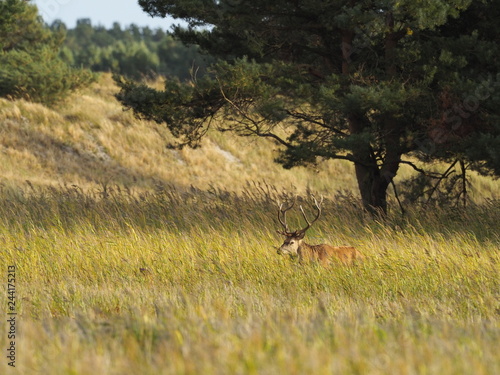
<box><xmin>276</xmin><ymin>196</ymin><xmax>323</xmax><ymax>257</ymax></box>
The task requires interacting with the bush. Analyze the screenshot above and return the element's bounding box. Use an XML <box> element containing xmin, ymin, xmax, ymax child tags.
<box><xmin>0</xmin><ymin>0</ymin><xmax>95</xmax><ymax>105</ymax></box>
<box><xmin>0</xmin><ymin>47</ymin><xmax>95</xmax><ymax>105</ymax></box>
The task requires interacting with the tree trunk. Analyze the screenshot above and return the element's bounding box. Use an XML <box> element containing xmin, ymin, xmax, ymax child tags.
<box><xmin>342</xmin><ymin>15</ymin><xmax>404</xmax><ymax>216</ymax></box>
<box><xmin>354</xmin><ymin>163</ymin><xmax>393</xmax><ymax>215</ymax></box>
<box><xmin>348</xmin><ymin>110</ymin><xmax>402</xmax><ymax>215</ymax></box>
<box><xmin>347</xmin><ymin>114</ymin><xmax>389</xmax><ymax>215</ymax></box>
<box><xmin>352</xmin><ymin>121</ymin><xmax>402</xmax><ymax>216</ymax></box>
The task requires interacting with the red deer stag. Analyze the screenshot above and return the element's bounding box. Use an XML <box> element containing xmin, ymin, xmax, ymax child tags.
<box><xmin>276</xmin><ymin>197</ymin><xmax>363</xmax><ymax>266</ymax></box>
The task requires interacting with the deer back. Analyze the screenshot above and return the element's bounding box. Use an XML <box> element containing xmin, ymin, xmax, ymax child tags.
<box><xmin>299</xmin><ymin>243</ymin><xmax>363</xmax><ymax>266</ymax></box>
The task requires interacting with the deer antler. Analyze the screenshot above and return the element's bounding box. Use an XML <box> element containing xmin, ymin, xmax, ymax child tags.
<box><xmin>298</xmin><ymin>195</ymin><xmax>323</xmax><ymax>234</ymax></box>
<box><xmin>277</xmin><ymin>199</ymin><xmax>295</xmax><ymax>234</ymax></box>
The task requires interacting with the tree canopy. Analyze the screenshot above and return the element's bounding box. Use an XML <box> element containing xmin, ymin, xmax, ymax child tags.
<box><xmin>116</xmin><ymin>0</ymin><xmax>500</xmax><ymax>213</ymax></box>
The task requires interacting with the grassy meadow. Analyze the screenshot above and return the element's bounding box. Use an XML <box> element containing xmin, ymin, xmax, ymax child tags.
<box><xmin>0</xmin><ymin>75</ymin><xmax>499</xmax><ymax>374</ymax></box>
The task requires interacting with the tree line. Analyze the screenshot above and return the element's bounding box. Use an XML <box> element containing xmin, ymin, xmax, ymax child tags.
<box><xmin>54</xmin><ymin>18</ymin><xmax>211</xmax><ymax>80</ymax></box>
<box><xmin>0</xmin><ymin>0</ymin><xmax>209</xmax><ymax>105</ymax></box>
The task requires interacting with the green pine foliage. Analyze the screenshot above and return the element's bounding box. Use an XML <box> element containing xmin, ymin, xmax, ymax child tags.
<box><xmin>0</xmin><ymin>46</ymin><xmax>95</xmax><ymax>105</ymax></box>
<box><xmin>0</xmin><ymin>0</ymin><xmax>95</xmax><ymax>105</ymax></box>
<box><xmin>116</xmin><ymin>0</ymin><xmax>500</xmax><ymax>213</ymax></box>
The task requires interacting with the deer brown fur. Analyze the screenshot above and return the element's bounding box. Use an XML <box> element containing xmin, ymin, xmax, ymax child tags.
<box><xmin>276</xmin><ymin>197</ymin><xmax>363</xmax><ymax>266</ymax></box>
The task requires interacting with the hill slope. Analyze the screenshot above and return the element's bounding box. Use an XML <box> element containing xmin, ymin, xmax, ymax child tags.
<box><xmin>0</xmin><ymin>74</ymin><xmax>499</xmax><ymax>202</ymax></box>
<box><xmin>0</xmin><ymin>74</ymin><xmax>358</xmax><ymax>194</ymax></box>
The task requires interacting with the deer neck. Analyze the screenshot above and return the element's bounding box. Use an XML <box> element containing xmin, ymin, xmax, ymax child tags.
<box><xmin>297</xmin><ymin>241</ymin><xmax>320</xmax><ymax>262</ymax></box>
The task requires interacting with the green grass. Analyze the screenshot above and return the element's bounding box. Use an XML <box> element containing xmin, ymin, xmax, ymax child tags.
<box><xmin>0</xmin><ymin>74</ymin><xmax>499</xmax><ymax>374</ymax></box>
<box><xmin>1</xmin><ymin>186</ymin><xmax>499</xmax><ymax>374</ymax></box>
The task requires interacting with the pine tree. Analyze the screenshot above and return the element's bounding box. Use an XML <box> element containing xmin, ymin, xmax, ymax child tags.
<box><xmin>116</xmin><ymin>0</ymin><xmax>500</xmax><ymax>213</ymax></box>
<box><xmin>0</xmin><ymin>0</ymin><xmax>95</xmax><ymax>105</ymax></box>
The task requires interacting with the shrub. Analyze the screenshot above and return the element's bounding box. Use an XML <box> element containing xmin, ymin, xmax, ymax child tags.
<box><xmin>0</xmin><ymin>0</ymin><xmax>95</xmax><ymax>105</ymax></box>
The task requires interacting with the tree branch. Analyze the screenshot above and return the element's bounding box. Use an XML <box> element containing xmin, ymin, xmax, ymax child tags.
<box><xmin>424</xmin><ymin>159</ymin><xmax>459</xmax><ymax>207</ymax></box>
<box><xmin>216</xmin><ymin>77</ymin><xmax>292</xmax><ymax>148</ymax></box>
<box><xmin>285</xmin><ymin>110</ymin><xmax>348</xmax><ymax>136</ymax></box>
<box><xmin>400</xmin><ymin>160</ymin><xmax>443</xmax><ymax>179</ymax></box>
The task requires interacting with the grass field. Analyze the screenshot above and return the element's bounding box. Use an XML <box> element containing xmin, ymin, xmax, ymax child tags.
<box><xmin>0</xmin><ymin>185</ymin><xmax>499</xmax><ymax>374</ymax></box>
<box><xmin>0</xmin><ymin>76</ymin><xmax>499</xmax><ymax>374</ymax></box>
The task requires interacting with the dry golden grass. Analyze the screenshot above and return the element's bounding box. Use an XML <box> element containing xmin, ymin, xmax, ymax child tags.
<box><xmin>0</xmin><ymin>74</ymin><xmax>359</xmax><ymax>195</ymax></box>
<box><xmin>1</xmin><ymin>74</ymin><xmax>497</xmax><ymax>202</ymax></box>
<box><xmin>0</xmin><ymin>75</ymin><xmax>499</xmax><ymax>375</ymax></box>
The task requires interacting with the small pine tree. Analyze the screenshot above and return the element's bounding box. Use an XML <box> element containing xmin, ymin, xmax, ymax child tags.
<box><xmin>0</xmin><ymin>0</ymin><xmax>95</xmax><ymax>105</ymax></box>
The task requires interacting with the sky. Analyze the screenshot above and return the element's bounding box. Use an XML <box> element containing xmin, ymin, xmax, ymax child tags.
<box><xmin>31</xmin><ymin>0</ymin><xmax>177</xmax><ymax>29</ymax></box>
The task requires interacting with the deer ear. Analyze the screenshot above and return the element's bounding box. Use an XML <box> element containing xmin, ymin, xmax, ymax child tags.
<box><xmin>297</xmin><ymin>231</ymin><xmax>306</xmax><ymax>239</ymax></box>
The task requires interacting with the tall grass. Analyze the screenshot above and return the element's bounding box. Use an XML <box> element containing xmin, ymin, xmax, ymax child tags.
<box><xmin>0</xmin><ymin>185</ymin><xmax>499</xmax><ymax>374</ymax></box>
